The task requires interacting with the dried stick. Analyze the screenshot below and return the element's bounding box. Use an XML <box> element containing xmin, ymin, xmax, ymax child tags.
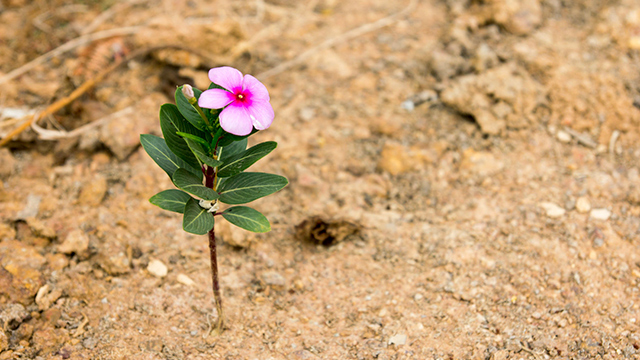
<box><xmin>31</xmin><ymin>106</ymin><xmax>134</xmax><ymax>140</ymax></box>
<box><xmin>0</xmin><ymin>45</ymin><xmax>215</xmax><ymax>147</ymax></box>
<box><xmin>0</xmin><ymin>26</ymin><xmax>142</xmax><ymax>85</ymax></box>
<box><xmin>256</xmin><ymin>0</ymin><xmax>417</xmax><ymax>80</ymax></box>
<box><xmin>81</xmin><ymin>0</ymin><xmax>147</xmax><ymax>35</ymax></box>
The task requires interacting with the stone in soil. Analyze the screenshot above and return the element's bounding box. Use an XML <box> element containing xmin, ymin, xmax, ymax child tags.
<box><xmin>590</xmin><ymin>208</ymin><xmax>611</xmax><ymax>220</ymax></box>
<box><xmin>15</xmin><ymin>194</ymin><xmax>41</xmax><ymax>220</ymax></box>
<box><xmin>575</xmin><ymin>196</ymin><xmax>591</xmax><ymax>213</ymax></box>
<box><xmin>0</xmin><ymin>303</ymin><xmax>29</xmax><ymax>330</ymax></box>
<box><xmin>77</xmin><ymin>175</ymin><xmax>107</xmax><ymax>206</ymax></box>
<box><xmin>57</xmin><ymin>230</ymin><xmax>90</xmax><ymax>258</ymax></box>
<box><xmin>218</xmin><ymin>219</ymin><xmax>254</xmax><ymax>248</ymax></box>
<box><xmin>0</xmin><ymin>240</ymin><xmax>46</xmax><ymax>304</ymax></box>
<box><xmin>0</xmin><ymin>148</ymin><xmax>16</xmax><ymax>178</ymax></box>
<box><xmin>147</xmin><ymin>259</ymin><xmax>168</xmax><ymax>278</ymax></box>
<box><xmin>440</xmin><ymin>64</ymin><xmax>546</xmax><ymax>134</ymax></box>
<box><xmin>377</xmin><ymin>142</ymin><xmax>433</xmax><ymax>176</ymax></box>
<box><xmin>25</xmin><ymin>217</ymin><xmax>56</xmax><ymax>239</ymax></box>
<box><xmin>539</xmin><ymin>202</ymin><xmax>566</xmax><ymax>218</ymax></box>
<box><xmin>261</xmin><ymin>271</ymin><xmax>286</xmax><ymax>289</ymax></box>
<box><xmin>99</xmin><ymin>94</ymin><xmax>165</xmax><ymax>160</ymax></box>
<box><xmin>35</xmin><ymin>284</ymin><xmax>63</xmax><ymax>311</ymax></box>
<box><xmin>388</xmin><ymin>333</ymin><xmax>407</xmax><ymax>346</ymax></box>
<box><xmin>95</xmin><ymin>240</ymin><xmax>130</xmax><ymax>275</ymax></box>
<box><xmin>177</xmin><ymin>274</ymin><xmax>195</xmax><ymax>286</ymax></box>
<box><xmin>0</xmin><ymin>330</ymin><xmax>7</xmax><ymax>352</ymax></box>
<box><xmin>460</xmin><ymin>149</ymin><xmax>504</xmax><ymax>177</ymax></box>
<box><xmin>31</xmin><ymin>325</ymin><xmax>68</xmax><ymax>355</ymax></box>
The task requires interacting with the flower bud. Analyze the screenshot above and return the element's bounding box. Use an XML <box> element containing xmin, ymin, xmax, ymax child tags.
<box><xmin>181</xmin><ymin>84</ymin><xmax>195</xmax><ymax>99</ymax></box>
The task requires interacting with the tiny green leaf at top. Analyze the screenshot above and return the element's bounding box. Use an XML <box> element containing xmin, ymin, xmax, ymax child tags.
<box><xmin>140</xmin><ymin>71</ymin><xmax>287</xmax><ymax>336</ymax></box>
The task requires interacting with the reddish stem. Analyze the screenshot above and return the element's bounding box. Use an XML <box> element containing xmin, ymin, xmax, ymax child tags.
<box><xmin>208</xmin><ymin>227</ymin><xmax>224</xmax><ymax>332</ymax></box>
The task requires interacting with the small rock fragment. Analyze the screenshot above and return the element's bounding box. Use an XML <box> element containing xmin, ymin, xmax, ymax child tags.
<box><xmin>539</xmin><ymin>202</ymin><xmax>565</xmax><ymax>218</ymax></box>
<box><xmin>377</xmin><ymin>142</ymin><xmax>432</xmax><ymax>176</ymax></box>
<box><xmin>0</xmin><ymin>240</ymin><xmax>46</xmax><ymax>304</ymax></box>
<box><xmin>0</xmin><ymin>329</ymin><xmax>7</xmax><ymax>352</ymax></box>
<box><xmin>460</xmin><ymin>149</ymin><xmax>504</xmax><ymax>177</ymax></box>
<box><xmin>0</xmin><ymin>149</ymin><xmax>16</xmax><ymax>178</ymax></box>
<box><xmin>35</xmin><ymin>284</ymin><xmax>63</xmax><ymax>311</ymax></box>
<box><xmin>556</xmin><ymin>130</ymin><xmax>571</xmax><ymax>143</ymax></box>
<box><xmin>491</xmin><ymin>349</ymin><xmax>509</xmax><ymax>360</ymax></box>
<box><xmin>0</xmin><ymin>223</ymin><xmax>15</xmax><ymax>241</ymax></box>
<box><xmin>25</xmin><ymin>218</ymin><xmax>56</xmax><ymax>239</ymax></box>
<box><xmin>0</xmin><ymin>303</ymin><xmax>29</xmax><ymax>330</ymax></box>
<box><xmin>388</xmin><ymin>333</ymin><xmax>407</xmax><ymax>346</ymax></box>
<box><xmin>95</xmin><ymin>241</ymin><xmax>130</xmax><ymax>275</ymax></box>
<box><xmin>575</xmin><ymin>197</ymin><xmax>591</xmax><ymax>213</ymax></box>
<box><xmin>261</xmin><ymin>271</ymin><xmax>286</xmax><ymax>288</ymax></box>
<box><xmin>16</xmin><ymin>194</ymin><xmax>41</xmax><ymax>220</ymax></box>
<box><xmin>31</xmin><ymin>325</ymin><xmax>68</xmax><ymax>354</ymax></box>
<box><xmin>78</xmin><ymin>175</ymin><xmax>107</xmax><ymax>206</ymax></box>
<box><xmin>100</xmin><ymin>95</ymin><xmax>163</xmax><ymax>160</ymax></box>
<box><xmin>218</xmin><ymin>219</ymin><xmax>254</xmax><ymax>248</ymax></box>
<box><xmin>147</xmin><ymin>259</ymin><xmax>168</xmax><ymax>278</ymax></box>
<box><xmin>57</xmin><ymin>230</ymin><xmax>90</xmax><ymax>257</ymax></box>
<box><xmin>45</xmin><ymin>253</ymin><xmax>69</xmax><ymax>271</ymax></box>
<box><xmin>82</xmin><ymin>337</ymin><xmax>98</xmax><ymax>350</ymax></box>
<box><xmin>176</xmin><ymin>274</ymin><xmax>195</xmax><ymax>286</ymax></box>
<box><xmin>590</xmin><ymin>208</ymin><xmax>611</xmax><ymax>221</ymax></box>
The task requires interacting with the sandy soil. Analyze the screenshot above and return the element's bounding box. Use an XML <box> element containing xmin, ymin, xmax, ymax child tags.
<box><xmin>1</xmin><ymin>0</ymin><xmax>640</xmax><ymax>359</ymax></box>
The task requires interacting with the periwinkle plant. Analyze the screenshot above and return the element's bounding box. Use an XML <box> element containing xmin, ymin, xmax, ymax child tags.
<box><xmin>140</xmin><ymin>66</ymin><xmax>288</xmax><ymax>334</ymax></box>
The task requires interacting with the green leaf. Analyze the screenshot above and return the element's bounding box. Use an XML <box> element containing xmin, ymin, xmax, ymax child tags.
<box><xmin>175</xmin><ymin>86</ymin><xmax>207</xmax><ymax>131</ymax></box>
<box><xmin>160</xmin><ymin>104</ymin><xmax>201</xmax><ymax>172</ymax></box>
<box><xmin>172</xmin><ymin>168</ymin><xmax>219</xmax><ymax>200</ymax></box>
<box><xmin>149</xmin><ymin>189</ymin><xmax>192</xmax><ymax>213</ymax></box>
<box><xmin>218</xmin><ymin>172</ymin><xmax>288</xmax><ymax>204</ymax></box>
<box><xmin>176</xmin><ymin>132</ymin><xmax>209</xmax><ymax>147</ymax></box>
<box><xmin>183</xmin><ymin>197</ymin><xmax>214</xmax><ymax>235</ymax></box>
<box><xmin>219</xmin><ymin>138</ymin><xmax>247</xmax><ymax>161</ymax></box>
<box><xmin>140</xmin><ymin>134</ymin><xmax>199</xmax><ymax>178</ymax></box>
<box><xmin>222</xmin><ymin>206</ymin><xmax>271</xmax><ymax>233</ymax></box>
<box><xmin>183</xmin><ymin>138</ymin><xmax>223</xmax><ymax>169</ymax></box>
<box><xmin>218</xmin><ymin>141</ymin><xmax>277</xmax><ymax>178</ymax></box>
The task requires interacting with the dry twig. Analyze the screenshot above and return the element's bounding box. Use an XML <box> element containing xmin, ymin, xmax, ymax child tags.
<box><xmin>31</xmin><ymin>106</ymin><xmax>134</xmax><ymax>140</ymax></box>
<box><xmin>0</xmin><ymin>45</ymin><xmax>215</xmax><ymax>147</ymax></box>
<box><xmin>256</xmin><ymin>0</ymin><xmax>417</xmax><ymax>80</ymax></box>
<box><xmin>82</xmin><ymin>0</ymin><xmax>147</xmax><ymax>35</ymax></box>
<box><xmin>0</xmin><ymin>26</ymin><xmax>142</xmax><ymax>86</ymax></box>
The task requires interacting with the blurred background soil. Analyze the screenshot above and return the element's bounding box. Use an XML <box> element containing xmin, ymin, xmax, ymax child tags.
<box><xmin>1</xmin><ymin>0</ymin><xmax>640</xmax><ymax>359</ymax></box>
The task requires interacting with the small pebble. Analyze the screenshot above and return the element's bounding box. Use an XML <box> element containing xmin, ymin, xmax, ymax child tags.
<box><xmin>388</xmin><ymin>334</ymin><xmax>407</xmax><ymax>346</ymax></box>
<box><xmin>147</xmin><ymin>259</ymin><xmax>168</xmax><ymax>278</ymax></box>
<box><xmin>575</xmin><ymin>197</ymin><xmax>591</xmax><ymax>213</ymax></box>
<box><xmin>177</xmin><ymin>274</ymin><xmax>195</xmax><ymax>286</ymax></box>
<box><xmin>556</xmin><ymin>130</ymin><xmax>572</xmax><ymax>143</ymax></box>
<box><xmin>590</xmin><ymin>208</ymin><xmax>611</xmax><ymax>221</ymax></box>
<box><xmin>539</xmin><ymin>202</ymin><xmax>565</xmax><ymax>218</ymax></box>
<box><xmin>414</xmin><ymin>293</ymin><xmax>424</xmax><ymax>301</ymax></box>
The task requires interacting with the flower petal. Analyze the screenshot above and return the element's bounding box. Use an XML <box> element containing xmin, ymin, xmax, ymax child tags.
<box><xmin>247</xmin><ymin>100</ymin><xmax>274</xmax><ymax>131</ymax></box>
<box><xmin>242</xmin><ymin>74</ymin><xmax>270</xmax><ymax>101</ymax></box>
<box><xmin>219</xmin><ymin>103</ymin><xmax>254</xmax><ymax>136</ymax></box>
<box><xmin>208</xmin><ymin>66</ymin><xmax>243</xmax><ymax>92</ymax></box>
<box><xmin>198</xmin><ymin>89</ymin><xmax>235</xmax><ymax>109</ymax></box>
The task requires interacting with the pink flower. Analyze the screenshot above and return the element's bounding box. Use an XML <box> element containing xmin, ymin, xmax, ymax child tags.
<box><xmin>198</xmin><ymin>66</ymin><xmax>274</xmax><ymax>136</ymax></box>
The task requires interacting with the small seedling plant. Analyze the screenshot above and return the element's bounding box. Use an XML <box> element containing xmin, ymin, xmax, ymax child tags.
<box><xmin>140</xmin><ymin>66</ymin><xmax>288</xmax><ymax>334</ymax></box>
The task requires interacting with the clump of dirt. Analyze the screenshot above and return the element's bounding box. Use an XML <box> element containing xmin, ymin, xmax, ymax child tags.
<box><xmin>440</xmin><ymin>63</ymin><xmax>547</xmax><ymax>134</ymax></box>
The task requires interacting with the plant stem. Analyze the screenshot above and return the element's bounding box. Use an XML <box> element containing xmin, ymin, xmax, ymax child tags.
<box><xmin>205</xmin><ymin>141</ymin><xmax>223</xmax><ymax>334</ymax></box>
<box><xmin>207</xmin><ymin>227</ymin><xmax>224</xmax><ymax>334</ymax></box>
